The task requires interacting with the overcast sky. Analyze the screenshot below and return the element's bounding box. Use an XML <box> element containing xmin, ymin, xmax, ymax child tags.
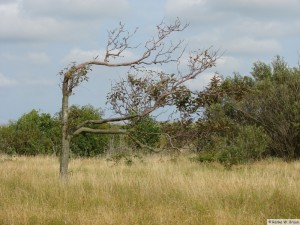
<box><xmin>1</xmin><ymin>0</ymin><xmax>300</xmax><ymax>124</ymax></box>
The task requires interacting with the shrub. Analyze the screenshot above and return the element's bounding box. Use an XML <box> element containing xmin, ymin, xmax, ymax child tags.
<box><xmin>216</xmin><ymin>125</ymin><xmax>270</xmax><ymax>168</ymax></box>
<box><xmin>194</xmin><ymin>123</ymin><xmax>270</xmax><ymax>168</ymax></box>
<box><xmin>0</xmin><ymin>105</ymin><xmax>109</xmax><ymax>157</ymax></box>
<box><xmin>0</xmin><ymin>110</ymin><xmax>60</xmax><ymax>155</ymax></box>
<box><xmin>68</xmin><ymin>105</ymin><xmax>109</xmax><ymax>157</ymax></box>
<box><xmin>196</xmin><ymin>56</ymin><xmax>300</xmax><ymax>160</ymax></box>
<box><xmin>127</xmin><ymin>115</ymin><xmax>161</xmax><ymax>149</ymax></box>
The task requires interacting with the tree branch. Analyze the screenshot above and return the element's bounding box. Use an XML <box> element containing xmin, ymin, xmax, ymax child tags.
<box><xmin>107</xmin><ymin>47</ymin><xmax>220</xmax><ymax>117</ymax></box>
<box><xmin>72</xmin><ymin>128</ymin><xmax>127</xmax><ymax>136</ymax></box>
<box><xmin>65</xmin><ymin>18</ymin><xmax>188</xmax><ymax>76</ymax></box>
<box><xmin>72</xmin><ymin>126</ymin><xmax>164</xmax><ymax>154</ymax></box>
<box><xmin>74</xmin><ymin>108</ymin><xmax>157</xmax><ymax>131</ymax></box>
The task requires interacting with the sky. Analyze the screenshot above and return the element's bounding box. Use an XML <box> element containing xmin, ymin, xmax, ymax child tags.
<box><xmin>1</xmin><ymin>0</ymin><xmax>300</xmax><ymax>124</ymax></box>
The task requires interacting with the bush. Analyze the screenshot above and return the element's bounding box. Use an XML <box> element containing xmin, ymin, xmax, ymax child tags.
<box><xmin>216</xmin><ymin>125</ymin><xmax>270</xmax><ymax>168</ymax></box>
<box><xmin>0</xmin><ymin>110</ymin><xmax>60</xmax><ymax>155</ymax></box>
<box><xmin>240</xmin><ymin>56</ymin><xmax>300</xmax><ymax>158</ymax></box>
<box><xmin>195</xmin><ymin>56</ymin><xmax>300</xmax><ymax>161</ymax></box>
<box><xmin>192</xmin><ymin>150</ymin><xmax>216</xmax><ymax>163</ymax></box>
<box><xmin>0</xmin><ymin>125</ymin><xmax>18</xmax><ymax>155</ymax></box>
<box><xmin>0</xmin><ymin>105</ymin><xmax>109</xmax><ymax>157</ymax></box>
<box><xmin>127</xmin><ymin>115</ymin><xmax>161</xmax><ymax>149</ymax></box>
<box><xmin>68</xmin><ymin>105</ymin><xmax>110</xmax><ymax>157</ymax></box>
<box><xmin>194</xmin><ymin>123</ymin><xmax>270</xmax><ymax>168</ymax></box>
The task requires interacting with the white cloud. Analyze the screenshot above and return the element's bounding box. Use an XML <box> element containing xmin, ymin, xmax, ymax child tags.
<box><xmin>231</xmin><ymin>19</ymin><xmax>300</xmax><ymax>42</ymax></box>
<box><xmin>230</xmin><ymin>19</ymin><xmax>288</xmax><ymax>39</ymax></box>
<box><xmin>165</xmin><ymin>0</ymin><xmax>226</xmax><ymax>25</ymax></box>
<box><xmin>0</xmin><ymin>72</ymin><xmax>54</xmax><ymax>87</ymax></box>
<box><xmin>22</xmin><ymin>79</ymin><xmax>55</xmax><ymax>86</ymax></box>
<box><xmin>217</xmin><ymin>56</ymin><xmax>243</xmax><ymax>73</ymax></box>
<box><xmin>0</xmin><ymin>3</ymin><xmax>79</xmax><ymax>42</ymax></box>
<box><xmin>0</xmin><ymin>52</ymin><xmax>19</xmax><ymax>61</ymax></box>
<box><xmin>0</xmin><ymin>0</ymin><xmax>130</xmax><ymax>42</ymax></box>
<box><xmin>27</xmin><ymin>52</ymin><xmax>50</xmax><ymax>64</ymax></box>
<box><xmin>227</xmin><ymin>38</ymin><xmax>281</xmax><ymax>55</ymax></box>
<box><xmin>186</xmin><ymin>72</ymin><xmax>217</xmax><ymax>91</ymax></box>
<box><xmin>164</xmin><ymin>0</ymin><xmax>300</xmax><ymax>51</ymax></box>
<box><xmin>212</xmin><ymin>0</ymin><xmax>300</xmax><ymax>19</ymax></box>
<box><xmin>166</xmin><ymin>0</ymin><xmax>300</xmax><ymax>22</ymax></box>
<box><xmin>164</xmin><ymin>0</ymin><xmax>294</xmax><ymax>63</ymax></box>
<box><xmin>62</xmin><ymin>49</ymin><xmax>101</xmax><ymax>63</ymax></box>
<box><xmin>166</xmin><ymin>0</ymin><xmax>206</xmax><ymax>12</ymax></box>
<box><xmin>0</xmin><ymin>0</ymin><xmax>17</xmax><ymax>4</ymax></box>
<box><xmin>20</xmin><ymin>0</ymin><xmax>129</xmax><ymax>20</ymax></box>
<box><xmin>0</xmin><ymin>73</ymin><xmax>17</xmax><ymax>87</ymax></box>
<box><xmin>0</xmin><ymin>51</ymin><xmax>50</xmax><ymax>64</ymax></box>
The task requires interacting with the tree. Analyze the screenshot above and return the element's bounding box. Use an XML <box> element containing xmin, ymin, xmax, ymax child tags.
<box><xmin>192</xmin><ymin>56</ymin><xmax>300</xmax><ymax>163</ymax></box>
<box><xmin>59</xmin><ymin>19</ymin><xmax>219</xmax><ymax>180</ymax></box>
<box><xmin>0</xmin><ymin>110</ymin><xmax>60</xmax><ymax>155</ymax></box>
<box><xmin>240</xmin><ymin>56</ymin><xmax>300</xmax><ymax>159</ymax></box>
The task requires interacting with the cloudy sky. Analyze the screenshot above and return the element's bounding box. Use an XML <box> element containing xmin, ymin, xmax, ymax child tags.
<box><xmin>1</xmin><ymin>0</ymin><xmax>300</xmax><ymax>124</ymax></box>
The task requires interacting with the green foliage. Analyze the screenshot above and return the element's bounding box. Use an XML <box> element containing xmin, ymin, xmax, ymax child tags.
<box><xmin>127</xmin><ymin>115</ymin><xmax>161</xmax><ymax>148</ymax></box>
<box><xmin>0</xmin><ymin>125</ymin><xmax>18</xmax><ymax>155</ymax></box>
<box><xmin>239</xmin><ymin>56</ymin><xmax>300</xmax><ymax>158</ymax></box>
<box><xmin>68</xmin><ymin>105</ymin><xmax>109</xmax><ymax>157</ymax></box>
<box><xmin>1</xmin><ymin>55</ymin><xmax>299</xmax><ymax>164</ymax></box>
<box><xmin>71</xmin><ymin>133</ymin><xmax>109</xmax><ymax>157</ymax></box>
<box><xmin>192</xmin><ymin>150</ymin><xmax>216</xmax><ymax>163</ymax></box>
<box><xmin>215</xmin><ymin>125</ymin><xmax>270</xmax><ymax>168</ymax></box>
<box><xmin>193</xmin><ymin>56</ymin><xmax>300</xmax><ymax>166</ymax></box>
<box><xmin>0</xmin><ymin>110</ymin><xmax>60</xmax><ymax>155</ymax></box>
<box><xmin>194</xmin><ymin>99</ymin><xmax>270</xmax><ymax>167</ymax></box>
<box><xmin>67</xmin><ymin>105</ymin><xmax>104</xmax><ymax>132</ymax></box>
<box><xmin>251</xmin><ymin>61</ymin><xmax>272</xmax><ymax>81</ymax></box>
<box><xmin>195</xmin><ymin>103</ymin><xmax>236</xmax><ymax>152</ymax></box>
<box><xmin>106</xmin><ymin>152</ymin><xmax>143</xmax><ymax>166</ymax></box>
<box><xmin>0</xmin><ymin>105</ymin><xmax>109</xmax><ymax>157</ymax></box>
<box><xmin>160</xmin><ymin>120</ymin><xmax>197</xmax><ymax>150</ymax></box>
<box><xmin>194</xmin><ymin>123</ymin><xmax>270</xmax><ymax>168</ymax></box>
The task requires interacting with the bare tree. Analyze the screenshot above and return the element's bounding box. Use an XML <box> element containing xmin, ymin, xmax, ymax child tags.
<box><xmin>59</xmin><ymin>18</ymin><xmax>219</xmax><ymax>180</ymax></box>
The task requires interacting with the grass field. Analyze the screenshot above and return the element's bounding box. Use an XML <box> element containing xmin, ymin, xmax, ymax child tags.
<box><xmin>0</xmin><ymin>155</ymin><xmax>299</xmax><ymax>225</ymax></box>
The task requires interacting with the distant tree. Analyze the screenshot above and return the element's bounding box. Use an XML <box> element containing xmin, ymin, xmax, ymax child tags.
<box><xmin>59</xmin><ymin>19</ymin><xmax>219</xmax><ymax>180</ymax></box>
<box><xmin>193</xmin><ymin>56</ymin><xmax>300</xmax><ymax>163</ymax></box>
<box><xmin>0</xmin><ymin>105</ymin><xmax>110</xmax><ymax>157</ymax></box>
<box><xmin>0</xmin><ymin>110</ymin><xmax>60</xmax><ymax>155</ymax></box>
<box><xmin>239</xmin><ymin>56</ymin><xmax>300</xmax><ymax>159</ymax></box>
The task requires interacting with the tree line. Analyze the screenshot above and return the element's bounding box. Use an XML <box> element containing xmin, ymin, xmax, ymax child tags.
<box><xmin>0</xmin><ymin>104</ymin><xmax>162</xmax><ymax>156</ymax></box>
<box><xmin>1</xmin><ymin>56</ymin><xmax>299</xmax><ymax>168</ymax></box>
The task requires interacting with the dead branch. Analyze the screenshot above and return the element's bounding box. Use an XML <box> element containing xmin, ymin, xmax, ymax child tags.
<box><xmin>107</xmin><ymin>48</ymin><xmax>220</xmax><ymax>117</ymax></box>
<box><xmin>67</xmin><ymin>18</ymin><xmax>188</xmax><ymax>75</ymax></box>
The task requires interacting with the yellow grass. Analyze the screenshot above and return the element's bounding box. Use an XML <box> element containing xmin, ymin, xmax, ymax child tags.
<box><xmin>0</xmin><ymin>155</ymin><xmax>299</xmax><ymax>225</ymax></box>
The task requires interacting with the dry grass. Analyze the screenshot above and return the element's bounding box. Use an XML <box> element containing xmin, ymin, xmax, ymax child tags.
<box><xmin>0</xmin><ymin>155</ymin><xmax>299</xmax><ymax>225</ymax></box>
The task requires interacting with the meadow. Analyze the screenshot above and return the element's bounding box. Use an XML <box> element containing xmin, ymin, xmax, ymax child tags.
<box><xmin>0</xmin><ymin>155</ymin><xmax>299</xmax><ymax>225</ymax></box>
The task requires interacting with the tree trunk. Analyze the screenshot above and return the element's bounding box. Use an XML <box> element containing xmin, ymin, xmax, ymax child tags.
<box><xmin>60</xmin><ymin>77</ymin><xmax>70</xmax><ymax>181</ymax></box>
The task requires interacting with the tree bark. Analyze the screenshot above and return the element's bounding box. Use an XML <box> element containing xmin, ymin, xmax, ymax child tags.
<box><xmin>60</xmin><ymin>77</ymin><xmax>70</xmax><ymax>181</ymax></box>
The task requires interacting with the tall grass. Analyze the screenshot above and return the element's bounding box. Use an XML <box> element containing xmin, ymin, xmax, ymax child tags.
<box><xmin>0</xmin><ymin>155</ymin><xmax>299</xmax><ymax>225</ymax></box>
